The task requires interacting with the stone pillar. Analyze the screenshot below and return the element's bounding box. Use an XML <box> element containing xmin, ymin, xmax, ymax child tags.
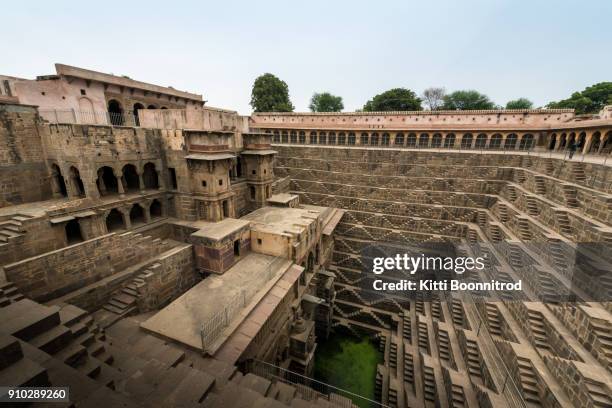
<box><xmin>121</xmin><ymin>209</ymin><xmax>131</xmax><ymax>229</ymax></box>
<box><xmin>582</xmin><ymin>133</ymin><xmax>593</xmax><ymax>155</ymax></box>
<box><xmin>117</xmin><ymin>172</ymin><xmax>125</xmax><ymax>197</ymax></box>
<box><xmin>144</xmin><ymin>206</ymin><xmax>152</xmax><ymax>223</ymax></box>
<box><xmin>157</xmin><ymin>170</ymin><xmax>165</xmax><ymax>190</ymax></box>
<box><xmin>138</xmin><ymin>172</ymin><xmax>145</xmax><ymax>193</ymax></box>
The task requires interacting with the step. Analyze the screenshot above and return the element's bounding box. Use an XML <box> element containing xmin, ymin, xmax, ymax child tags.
<box><xmin>53</xmin><ymin>343</ymin><xmax>87</xmax><ymax>367</ymax></box>
<box><xmin>0</xmin><ymin>334</ymin><xmax>23</xmax><ymax>370</ymax></box>
<box><xmin>0</xmin><ymin>357</ymin><xmax>48</xmax><ymax>387</ymax></box>
<box><xmin>30</xmin><ymin>324</ymin><xmax>73</xmax><ymax>354</ymax></box>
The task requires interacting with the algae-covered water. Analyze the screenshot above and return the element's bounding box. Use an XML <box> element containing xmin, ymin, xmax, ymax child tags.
<box><xmin>314</xmin><ymin>330</ymin><xmax>382</xmax><ymax>408</ymax></box>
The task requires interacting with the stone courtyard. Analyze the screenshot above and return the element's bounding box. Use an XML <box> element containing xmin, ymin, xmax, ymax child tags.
<box><xmin>0</xmin><ymin>64</ymin><xmax>611</xmax><ymax>407</ymax></box>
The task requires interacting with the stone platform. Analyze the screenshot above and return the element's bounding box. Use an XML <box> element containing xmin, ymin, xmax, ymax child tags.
<box><xmin>141</xmin><ymin>253</ymin><xmax>292</xmax><ymax>350</ymax></box>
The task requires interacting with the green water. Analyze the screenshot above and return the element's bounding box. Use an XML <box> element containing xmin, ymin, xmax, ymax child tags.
<box><xmin>314</xmin><ymin>330</ymin><xmax>382</xmax><ymax>408</ymax></box>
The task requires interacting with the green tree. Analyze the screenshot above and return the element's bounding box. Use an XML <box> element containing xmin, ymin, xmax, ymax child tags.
<box><xmin>309</xmin><ymin>92</ymin><xmax>344</xmax><ymax>112</ymax></box>
<box><xmin>442</xmin><ymin>90</ymin><xmax>496</xmax><ymax>110</ymax></box>
<box><xmin>363</xmin><ymin>88</ymin><xmax>422</xmax><ymax>112</ymax></box>
<box><xmin>547</xmin><ymin>82</ymin><xmax>612</xmax><ymax>114</ymax></box>
<box><xmin>250</xmin><ymin>73</ymin><xmax>294</xmax><ymax>112</ymax></box>
<box><xmin>505</xmin><ymin>98</ymin><xmax>533</xmax><ymax>109</ymax></box>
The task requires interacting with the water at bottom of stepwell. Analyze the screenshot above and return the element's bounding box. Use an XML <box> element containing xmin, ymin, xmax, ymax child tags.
<box><xmin>314</xmin><ymin>327</ymin><xmax>383</xmax><ymax>408</ymax></box>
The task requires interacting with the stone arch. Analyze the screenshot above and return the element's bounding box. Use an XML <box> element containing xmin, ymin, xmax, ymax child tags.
<box><xmin>68</xmin><ymin>166</ymin><xmax>85</xmax><ymax>197</ymax></box>
<box><xmin>309</xmin><ymin>131</ymin><xmax>317</xmax><ymax>144</ymax></box>
<box><xmin>299</xmin><ymin>131</ymin><xmax>306</xmax><ymax>144</ymax></box>
<box><xmin>290</xmin><ymin>130</ymin><xmax>297</xmax><ymax>143</ymax></box>
<box><xmin>281</xmin><ymin>130</ymin><xmax>288</xmax><ymax>143</ymax></box>
<box><xmin>489</xmin><ymin>134</ymin><xmax>502</xmax><ymax>149</ymax></box>
<box><xmin>475</xmin><ymin>133</ymin><xmax>487</xmax><ymax>148</ymax></box>
<box><xmin>143</xmin><ymin>162</ymin><xmax>159</xmax><ymax>189</ymax></box>
<box><xmin>381</xmin><ymin>133</ymin><xmax>390</xmax><ymax>146</ymax></box>
<box><xmin>273</xmin><ymin>130</ymin><xmax>280</xmax><ymax>143</ymax></box>
<box><xmin>431</xmin><ymin>133</ymin><xmax>442</xmax><ymax>148</ymax></box>
<box><xmin>106</xmin><ymin>208</ymin><xmax>124</xmax><ymax>232</ymax></box>
<box><xmin>444</xmin><ymin>133</ymin><xmax>456</xmax><ymax>148</ymax></box>
<box><xmin>589</xmin><ymin>132</ymin><xmax>601</xmax><ymax>153</ymax></box>
<box><xmin>78</xmin><ymin>97</ymin><xmax>94</xmax><ymax>113</ymax></box>
<box><xmin>504</xmin><ymin>134</ymin><xmax>518</xmax><ymax>150</ymax></box>
<box><xmin>107</xmin><ymin>99</ymin><xmax>124</xmax><ymax>126</ymax></box>
<box><xmin>122</xmin><ymin>164</ymin><xmax>140</xmax><ymax>192</ymax></box>
<box><xmin>129</xmin><ymin>203</ymin><xmax>146</xmax><ymax>226</ymax></box>
<box><xmin>133</xmin><ymin>103</ymin><xmax>144</xmax><ymax>126</ymax></box>
<box><xmin>360</xmin><ymin>133</ymin><xmax>369</xmax><ymax>145</ymax></box>
<box><xmin>150</xmin><ymin>199</ymin><xmax>163</xmax><ymax>219</ymax></box>
<box><xmin>418</xmin><ymin>133</ymin><xmax>429</xmax><ymax>148</ymax></box>
<box><xmin>559</xmin><ymin>133</ymin><xmax>567</xmax><ymax>149</ymax></box>
<box><xmin>395</xmin><ymin>133</ymin><xmax>404</xmax><ymax>146</ymax></box>
<box><xmin>51</xmin><ymin>164</ymin><xmax>67</xmax><ymax>197</ymax></box>
<box><xmin>577</xmin><ymin>132</ymin><xmax>586</xmax><ymax>150</ymax></box>
<box><xmin>348</xmin><ymin>132</ymin><xmax>356</xmax><ymax>145</ymax></box>
<box><xmin>148</xmin><ymin>104</ymin><xmax>158</xmax><ymax>109</ymax></box>
<box><xmin>329</xmin><ymin>132</ymin><xmax>337</xmax><ymax>145</ymax></box>
<box><xmin>549</xmin><ymin>133</ymin><xmax>557</xmax><ymax>150</ymax></box>
<box><xmin>602</xmin><ymin>131</ymin><xmax>612</xmax><ymax>154</ymax></box>
<box><xmin>461</xmin><ymin>133</ymin><xmax>473</xmax><ymax>149</ymax></box>
<box><xmin>519</xmin><ymin>134</ymin><xmax>534</xmax><ymax>150</ymax></box>
<box><xmin>65</xmin><ymin>218</ymin><xmax>83</xmax><ymax>244</ymax></box>
<box><xmin>407</xmin><ymin>133</ymin><xmax>417</xmax><ymax>147</ymax></box>
<box><xmin>568</xmin><ymin>132</ymin><xmax>576</xmax><ymax>147</ymax></box>
<box><xmin>319</xmin><ymin>132</ymin><xmax>327</xmax><ymax>145</ymax></box>
<box><xmin>370</xmin><ymin>133</ymin><xmax>379</xmax><ymax>146</ymax></box>
<box><xmin>338</xmin><ymin>132</ymin><xmax>346</xmax><ymax>145</ymax></box>
<box><xmin>97</xmin><ymin>166</ymin><xmax>118</xmax><ymax>196</ymax></box>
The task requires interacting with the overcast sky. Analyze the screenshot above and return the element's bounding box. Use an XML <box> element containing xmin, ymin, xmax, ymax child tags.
<box><xmin>2</xmin><ymin>0</ymin><xmax>610</xmax><ymax>114</ymax></box>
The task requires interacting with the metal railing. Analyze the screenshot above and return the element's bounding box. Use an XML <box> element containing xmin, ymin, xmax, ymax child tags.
<box><xmin>38</xmin><ymin>109</ymin><xmax>142</xmax><ymax>127</ymax></box>
<box><xmin>200</xmin><ymin>256</ymin><xmax>284</xmax><ymax>354</ymax></box>
<box><xmin>247</xmin><ymin>359</ymin><xmax>388</xmax><ymax>408</ymax></box>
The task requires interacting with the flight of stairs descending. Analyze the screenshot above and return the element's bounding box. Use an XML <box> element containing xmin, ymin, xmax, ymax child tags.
<box><xmin>516</xmin><ymin>217</ymin><xmax>533</xmax><ymax>241</ymax></box>
<box><xmin>489</xmin><ymin>224</ymin><xmax>503</xmax><ymax>242</ymax></box>
<box><xmin>0</xmin><ymin>281</ymin><xmax>25</xmax><ymax>306</ymax></box>
<box><xmin>525</xmin><ymin>196</ymin><xmax>540</xmax><ymax>216</ymax></box>
<box><xmin>516</xmin><ymin>357</ymin><xmax>541</xmax><ymax>404</ymax></box>
<box><xmin>544</xmin><ymin>158</ymin><xmax>555</xmax><ymax>175</ymax></box>
<box><xmin>515</xmin><ymin>169</ymin><xmax>527</xmax><ymax>183</ymax></box>
<box><xmin>506</xmin><ymin>185</ymin><xmax>518</xmax><ymax>202</ymax></box>
<box><xmin>561</xmin><ymin>184</ymin><xmax>580</xmax><ymax>208</ymax></box>
<box><xmin>526</xmin><ymin>309</ymin><xmax>550</xmax><ymax>351</ymax></box>
<box><xmin>533</xmin><ymin>176</ymin><xmax>546</xmax><ymax>195</ymax></box>
<box><xmin>463</xmin><ymin>339</ymin><xmax>482</xmax><ymax>379</ymax></box>
<box><xmin>497</xmin><ymin>203</ymin><xmax>509</xmax><ymax>222</ymax></box>
<box><xmin>0</xmin><ymin>334</ymin><xmax>49</xmax><ymax>388</ymax></box>
<box><xmin>467</xmin><ymin>229</ymin><xmax>478</xmax><ymax>243</ymax></box>
<box><xmin>554</xmin><ymin>210</ymin><xmax>573</xmax><ymax>236</ymax></box>
<box><xmin>0</xmin><ymin>214</ymin><xmax>32</xmax><ymax>246</ymax></box>
<box><xmin>422</xmin><ymin>365</ymin><xmax>437</xmax><ymax>402</ymax></box>
<box><xmin>485</xmin><ymin>304</ymin><xmax>502</xmax><ymax>337</ymax></box>
<box><xmin>571</xmin><ymin>162</ymin><xmax>586</xmax><ymax>182</ymax></box>
<box><xmin>102</xmin><ymin>263</ymin><xmax>160</xmax><ymax>318</ymax></box>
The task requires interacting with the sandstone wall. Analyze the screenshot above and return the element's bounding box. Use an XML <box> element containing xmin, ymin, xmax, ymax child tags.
<box><xmin>0</xmin><ymin>104</ymin><xmax>51</xmax><ymax>207</ymax></box>
<box><xmin>3</xmin><ymin>231</ymin><xmax>171</xmax><ymax>302</ymax></box>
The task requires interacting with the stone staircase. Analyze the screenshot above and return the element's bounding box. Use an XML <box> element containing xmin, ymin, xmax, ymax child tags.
<box><xmin>516</xmin><ymin>217</ymin><xmax>533</xmax><ymax>241</ymax></box>
<box><xmin>571</xmin><ymin>162</ymin><xmax>586</xmax><ymax>182</ymax></box>
<box><xmin>533</xmin><ymin>176</ymin><xmax>546</xmax><ymax>195</ymax></box>
<box><xmin>524</xmin><ymin>195</ymin><xmax>540</xmax><ymax>216</ymax></box>
<box><xmin>554</xmin><ymin>210</ymin><xmax>573</xmax><ymax>236</ymax></box>
<box><xmin>0</xmin><ymin>281</ymin><xmax>25</xmax><ymax>306</ymax></box>
<box><xmin>515</xmin><ymin>356</ymin><xmax>541</xmax><ymax>404</ymax></box>
<box><xmin>0</xmin><ymin>214</ymin><xmax>32</xmax><ymax>246</ymax></box>
<box><xmin>561</xmin><ymin>184</ymin><xmax>580</xmax><ymax>208</ymax></box>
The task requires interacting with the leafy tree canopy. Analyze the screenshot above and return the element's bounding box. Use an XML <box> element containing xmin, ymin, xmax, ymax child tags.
<box><xmin>442</xmin><ymin>90</ymin><xmax>496</xmax><ymax>110</ymax></box>
<box><xmin>309</xmin><ymin>92</ymin><xmax>344</xmax><ymax>112</ymax></box>
<box><xmin>505</xmin><ymin>98</ymin><xmax>533</xmax><ymax>109</ymax></box>
<box><xmin>547</xmin><ymin>82</ymin><xmax>612</xmax><ymax>114</ymax></box>
<box><xmin>250</xmin><ymin>73</ymin><xmax>294</xmax><ymax>112</ymax></box>
<box><xmin>363</xmin><ymin>88</ymin><xmax>422</xmax><ymax>112</ymax></box>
